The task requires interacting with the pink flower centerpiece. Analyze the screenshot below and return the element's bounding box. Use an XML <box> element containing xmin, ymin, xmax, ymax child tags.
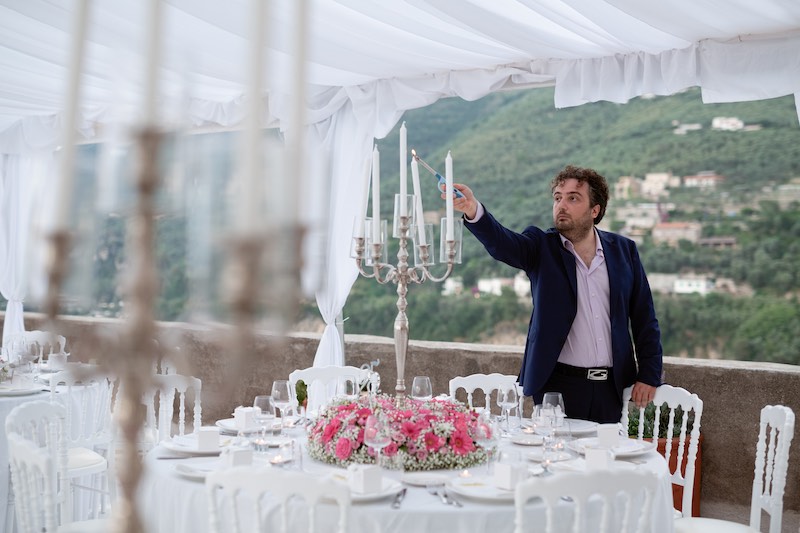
<box><xmin>307</xmin><ymin>394</ymin><xmax>490</xmax><ymax>471</ymax></box>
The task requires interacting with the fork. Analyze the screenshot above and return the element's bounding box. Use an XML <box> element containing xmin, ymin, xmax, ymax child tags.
<box><xmin>426</xmin><ymin>484</ymin><xmax>450</xmax><ymax>506</ymax></box>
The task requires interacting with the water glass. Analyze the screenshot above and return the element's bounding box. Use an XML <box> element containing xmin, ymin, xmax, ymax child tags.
<box><xmin>410</xmin><ymin>376</ymin><xmax>433</xmax><ymax>401</ymax></box>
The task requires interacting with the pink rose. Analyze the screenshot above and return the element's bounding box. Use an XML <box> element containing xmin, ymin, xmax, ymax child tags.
<box><xmin>322</xmin><ymin>418</ymin><xmax>342</xmax><ymax>444</ymax></box>
<box><xmin>335</xmin><ymin>437</ymin><xmax>353</xmax><ymax>460</ymax></box>
<box><xmin>384</xmin><ymin>442</ymin><xmax>398</xmax><ymax>457</ymax></box>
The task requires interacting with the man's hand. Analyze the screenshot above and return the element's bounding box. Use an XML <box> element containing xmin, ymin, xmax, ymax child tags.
<box><xmin>631</xmin><ymin>382</ymin><xmax>657</xmax><ymax>408</ymax></box>
<box><xmin>450</xmin><ymin>184</ymin><xmax>478</xmax><ymax>219</ymax></box>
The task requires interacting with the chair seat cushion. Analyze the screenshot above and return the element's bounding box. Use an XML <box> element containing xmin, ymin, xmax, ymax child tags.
<box><xmin>58</xmin><ymin>518</ymin><xmax>113</xmax><ymax>532</ymax></box>
<box><xmin>674</xmin><ymin>517</ymin><xmax>759</xmax><ymax>533</ymax></box>
<box><xmin>67</xmin><ymin>447</ymin><xmax>107</xmax><ymax>476</ymax></box>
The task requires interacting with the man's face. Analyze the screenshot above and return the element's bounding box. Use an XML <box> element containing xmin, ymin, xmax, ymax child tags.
<box><xmin>552</xmin><ymin>178</ymin><xmax>599</xmax><ymax>238</ymax></box>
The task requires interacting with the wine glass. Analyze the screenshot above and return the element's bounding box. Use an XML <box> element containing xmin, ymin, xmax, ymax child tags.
<box><xmin>541</xmin><ymin>392</ymin><xmax>566</xmax><ymax>434</ymax></box>
<box><xmin>364</xmin><ymin>414</ymin><xmax>392</xmax><ymax>468</ymax></box>
<box><xmin>253</xmin><ymin>395</ymin><xmax>275</xmax><ymax>438</ymax></box>
<box><xmin>410</xmin><ymin>376</ymin><xmax>433</xmax><ymax>401</ymax></box>
<box><xmin>469</xmin><ymin>412</ymin><xmax>499</xmax><ymax>474</ymax></box>
<box><xmin>271</xmin><ymin>380</ymin><xmax>293</xmax><ymax>434</ymax></box>
<box><xmin>497</xmin><ymin>387</ymin><xmax>519</xmax><ymax>435</ymax></box>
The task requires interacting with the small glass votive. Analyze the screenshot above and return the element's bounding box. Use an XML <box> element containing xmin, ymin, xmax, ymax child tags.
<box><xmin>364</xmin><ymin>218</ymin><xmax>388</xmax><ymax>266</ymax></box>
<box><xmin>392</xmin><ymin>194</ymin><xmax>416</xmax><ymax>238</ymax></box>
<box><xmin>412</xmin><ymin>223</ymin><xmax>435</xmax><ymax>266</ymax></box>
<box><xmin>439</xmin><ymin>217</ymin><xmax>463</xmax><ymax>264</ymax></box>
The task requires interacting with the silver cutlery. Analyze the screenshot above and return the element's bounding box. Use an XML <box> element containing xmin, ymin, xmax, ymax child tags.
<box><xmin>155</xmin><ymin>456</ymin><xmax>192</xmax><ymax>460</ymax></box>
<box><xmin>390</xmin><ymin>487</ymin><xmax>407</xmax><ymax>509</ymax></box>
<box><xmin>442</xmin><ymin>489</ymin><xmax>463</xmax><ymax>507</ymax></box>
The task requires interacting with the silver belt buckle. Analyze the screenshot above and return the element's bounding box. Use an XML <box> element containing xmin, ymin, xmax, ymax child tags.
<box><xmin>587</xmin><ymin>369</ymin><xmax>608</xmax><ymax>381</ymax></box>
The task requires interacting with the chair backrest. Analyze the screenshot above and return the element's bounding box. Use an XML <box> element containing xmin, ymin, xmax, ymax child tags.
<box><xmin>7</xmin><ymin>433</ymin><xmax>60</xmax><ymax>533</ymax></box>
<box><xmin>288</xmin><ymin>365</ymin><xmax>372</xmax><ymax>414</ymax></box>
<box><xmin>621</xmin><ymin>383</ymin><xmax>703</xmax><ymax>517</ymax></box>
<box><xmin>49</xmin><ymin>367</ymin><xmax>115</xmax><ymax>450</ymax></box>
<box><xmin>3</xmin><ymin>330</ymin><xmax>66</xmax><ymax>364</ymax></box>
<box><xmin>5</xmin><ymin>400</ymin><xmax>69</xmax><ymax>529</ymax></box>
<box><xmin>749</xmin><ymin>404</ymin><xmax>795</xmax><ymax>533</ymax></box>
<box><xmin>449</xmin><ymin>373</ymin><xmax>522</xmax><ymax>414</ymax></box>
<box><xmin>145</xmin><ymin>373</ymin><xmax>203</xmax><ymax>442</ymax></box>
<box><xmin>514</xmin><ymin>469</ymin><xmax>660</xmax><ymax>533</ymax></box>
<box><xmin>206</xmin><ymin>467</ymin><xmax>350</xmax><ymax>533</ymax></box>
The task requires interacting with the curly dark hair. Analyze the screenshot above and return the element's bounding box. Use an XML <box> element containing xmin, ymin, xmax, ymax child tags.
<box><xmin>550</xmin><ymin>165</ymin><xmax>609</xmax><ymax>225</ymax></box>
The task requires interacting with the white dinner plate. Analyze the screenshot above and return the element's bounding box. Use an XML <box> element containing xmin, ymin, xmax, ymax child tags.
<box><xmin>0</xmin><ymin>385</ymin><xmax>44</xmax><ymax>397</ymax></box>
<box><xmin>568</xmin><ymin>437</ymin><xmax>658</xmax><ymax>459</ymax></box>
<box><xmin>331</xmin><ymin>476</ymin><xmax>403</xmax><ymax>503</ymax></box>
<box><xmin>526</xmin><ymin>449</ymin><xmax>574</xmax><ymax>463</ymax></box>
<box><xmin>561</xmin><ymin>419</ymin><xmax>598</xmax><ymax>436</ymax></box>
<box><xmin>447</xmin><ymin>475</ymin><xmax>514</xmax><ymax>503</ymax></box>
<box><xmin>510</xmin><ymin>433</ymin><xmax>544</xmax><ymax>446</ymax></box>
<box><xmin>215</xmin><ymin>418</ymin><xmax>262</xmax><ymax>434</ymax></box>
<box><xmin>160</xmin><ymin>434</ymin><xmax>231</xmax><ymax>456</ymax></box>
<box><xmin>400</xmin><ymin>471</ymin><xmax>450</xmax><ymax>487</ymax></box>
<box><xmin>172</xmin><ymin>457</ymin><xmax>222</xmax><ymax>482</ymax></box>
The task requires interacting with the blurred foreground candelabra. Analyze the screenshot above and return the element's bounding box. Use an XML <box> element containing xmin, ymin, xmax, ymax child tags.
<box><xmin>352</xmin><ymin>124</ymin><xmax>462</xmax><ymax>397</ymax></box>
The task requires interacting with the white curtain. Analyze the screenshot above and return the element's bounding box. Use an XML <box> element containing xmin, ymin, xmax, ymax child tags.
<box><xmin>0</xmin><ymin>152</ymin><xmax>53</xmax><ymax>346</ymax></box>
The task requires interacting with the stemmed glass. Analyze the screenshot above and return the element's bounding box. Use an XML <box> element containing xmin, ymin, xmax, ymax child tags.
<box><xmin>271</xmin><ymin>380</ymin><xmax>293</xmax><ymax>435</ymax></box>
<box><xmin>253</xmin><ymin>395</ymin><xmax>276</xmax><ymax>432</ymax></box>
<box><xmin>364</xmin><ymin>414</ymin><xmax>392</xmax><ymax>468</ymax></box>
<box><xmin>541</xmin><ymin>392</ymin><xmax>566</xmax><ymax>433</ymax></box>
<box><xmin>252</xmin><ymin>395</ymin><xmax>276</xmax><ymax>452</ymax></box>
<box><xmin>497</xmin><ymin>387</ymin><xmax>519</xmax><ymax>435</ymax></box>
<box><xmin>410</xmin><ymin>376</ymin><xmax>433</xmax><ymax>401</ymax></box>
<box><xmin>469</xmin><ymin>411</ymin><xmax>499</xmax><ymax>474</ymax></box>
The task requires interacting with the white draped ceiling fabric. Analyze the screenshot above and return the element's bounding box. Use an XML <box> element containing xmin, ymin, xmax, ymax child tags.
<box><xmin>1</xmin><ymin>0</ymin><xmax>799</xmax><ymax>359</ymax></box>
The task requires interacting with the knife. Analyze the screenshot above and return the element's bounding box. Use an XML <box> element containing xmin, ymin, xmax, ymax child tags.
<box><xmin>390</xmin><ymin>487</ymin><xmax>407</xmax><ymax>509</ymax></box>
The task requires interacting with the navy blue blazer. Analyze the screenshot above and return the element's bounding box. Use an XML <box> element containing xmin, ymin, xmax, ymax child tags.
<box><xmin>466</xmin><ymin>207</ymin><xmax>663</xmax><ymax>400</ymax></box>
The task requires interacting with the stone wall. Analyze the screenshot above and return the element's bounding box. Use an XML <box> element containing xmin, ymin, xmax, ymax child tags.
<box><xmin>6</xmin><ymin>312</ymin><xmax>800</xmax><ymax>518</ymax></box>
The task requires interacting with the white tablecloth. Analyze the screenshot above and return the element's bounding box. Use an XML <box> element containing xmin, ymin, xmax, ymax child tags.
<box><xmin>138</xmin><ymin>434</ymin><xmax>675</xmax><ymax>533</ymax></box>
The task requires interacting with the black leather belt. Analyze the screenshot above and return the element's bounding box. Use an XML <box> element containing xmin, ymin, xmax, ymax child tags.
<box><xmin>554</xmin><ymin>362</ymin><xmax>610</xmax><ymax>381</ymax></box>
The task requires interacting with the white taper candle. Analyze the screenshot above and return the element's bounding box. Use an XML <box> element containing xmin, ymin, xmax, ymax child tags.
<box><xmin>54</xmin><ymin>0</ymin><xmax>91</xmax><ymax>230</ymax></box>
<box><xmin>399</xmin><ymin>122</ymin><xmax>407</xmax><ymax>217</ymax></box>
<box><xmin>356</xmin><ymin>156</ymin><xmax>370</xmax><ymax>238</ymax></box>
<box><xmin>410</xmin><ymin>158</ymin><xmax>426</xmax><ymax>246</ymax></box>
<box><xmin>371</xmin><ymin>146</ymin><xmax>381</xmax><ymax>244</ymax></box>
<box><xmin>445</xmin><ymin>151</ymin><xmax>454</xmax><ymax>241</ymax></box>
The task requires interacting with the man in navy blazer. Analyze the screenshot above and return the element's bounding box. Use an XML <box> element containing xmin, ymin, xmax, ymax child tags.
<box><xmin>453</xmin><ymin>165</ymin><xmax>662</xmax><ymax>423</ymax></box>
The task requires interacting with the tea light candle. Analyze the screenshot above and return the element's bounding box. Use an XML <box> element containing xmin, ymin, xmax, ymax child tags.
<box><xmin>459</xmin><ymin>469</ymin><xmax>472</xmax><ymax>478</ymax></box>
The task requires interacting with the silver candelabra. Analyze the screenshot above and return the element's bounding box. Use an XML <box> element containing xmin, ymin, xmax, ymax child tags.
<box><xmin>353</xmin><ymin>210</ymin><xmax>459</xmax><ymax>397</ymax></box>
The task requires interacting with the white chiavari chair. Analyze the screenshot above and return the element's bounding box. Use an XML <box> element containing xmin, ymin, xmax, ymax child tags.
<box><xmin>288</xmin><ymin>365</ymin><xmax>372</xmax><ymax>415</ymax></box>
<box><xmin>675</xmin><ymin>404</ymin><xmax>795</xmax><ymax>533</ymax></box>
<box><xmin>206</xmin><ymin>467</ymin><xmax>350</xmax><ymax>533</ymax></box>
<box><xmin>48</xmin><ymin>367</ymin><xmax>116</xmax><ymax>520</ymax></box>
<box><xmin>621</xmin><ymin>383</ymin><xmax>703</xmax><ymax>518</ymax></box>
<box><xmin>514</xmin><ymin>469</ymin><xmax>660</xmax><ymax>533</ymax></box>
<box><xmin>5</xmin><ymin>401</ymin><xmax>109</xmax><ymax>532</ymax></box>
<box><xmin>449</xmin><ymin>373</ymin><xmax>522</xmax><ymax>414</ymax></box>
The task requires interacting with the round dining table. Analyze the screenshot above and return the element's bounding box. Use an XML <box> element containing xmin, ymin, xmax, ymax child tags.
<box><xmin>137</xmin><ymin>421</ymin><xmax>676</xmax><ymax>533</ymax></box>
